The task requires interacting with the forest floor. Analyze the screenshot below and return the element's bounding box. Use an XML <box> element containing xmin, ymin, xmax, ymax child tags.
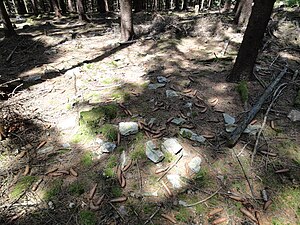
<box><xmin>0</xmin><ymin>8</ymin><xmax>300</xmax><ymax>225</ymax></box>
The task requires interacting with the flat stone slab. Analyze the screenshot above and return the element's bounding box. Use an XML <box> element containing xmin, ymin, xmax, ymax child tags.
<box><xmin>223</xmin><ymin>113</ymin><xmax>235</xmax><ymax>125</ymax></box>
<box><xmin>161</xmin><ymin>138</ymin><xmax>183</xmax><ymax>155</ymax></box>
<box><xmin>145</xmin><ymin>140</ymin><xmax>164</xmax><ymax>163</ymax></box>
<box><xmin>148</xmin><ymin>83</ymin><xmax>166</xmax><ymax>90</ymax></box>
<box><xmin>288</xmin><ymin>110</ymin><xmax>300</xmax><ymax>122</ymax></box>
<box><xmin>166</xmin><ymin>90</ymin><xmax>179</xmax><ymax>98</ymax></box>
<box><xmin>119</xmin><ymin>122</ymin><xmax>139</xmax><ymax>136</ymax></box>
<box><xmin>100</xmin><ymin>142</ymin><xmax>116</xmax><ymax>153</ymax></box>
<box><xmin>157</xmin><ymin>76</ymin><xmax>168</xmax><ymax>83</ymax></box>
<box><xmin>171</xmin><ymin>117</ymin><xmax>186</xmax><ymax>125</ymax></box>
<box><xmin>180</xmin><ymin>128</ymin><xmax>206</xmax><ymax>143</ymax></box>
<box><xmin>167</xmin><ymin>174</ymin><xmax>182</xmax><ymax>189</ymax></box>
<box><xmin>188</xmin><ymin>156</ymin><xmax>202</xmax><ymax>173</ymax></box>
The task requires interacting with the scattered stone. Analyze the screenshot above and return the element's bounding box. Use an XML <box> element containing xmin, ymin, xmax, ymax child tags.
<box><xmin>62</xmin><ymin>143</ymin><xmax>71</xmax><ymax>148</ymax></box>
<box><xmin>171</xmin><ymin>117</ymin><xmax>186</xmax><ymax>125</ymax></box>
<box><xmin>118</xmin><ymin>205</ymin><xmax>128</xmax><ymax>216</ymax></box>
<box><xmin>57</xmin><ymin>115</ymin><xmax>77</xmax><ymax>130</ymax></box>
<box><xmin>225</xmin><ymin>124</ymin><xmax>237</xmax><ymax>133</ymax></box>
<box><xmin>167</xmin><ymin>174</ymin><xmax>182</xmax><ymax>189</ymax></box>
<box><xmin>157</xmin><ymin>76</ymin><xmax>168</xmax><ymax>83</ymax></box>
<box><xmin>161</xmin><ymin>138</ymin><xmax>183</xmax><ymax>155</ymax></box>
<box><xmin>48</xmin><ymin>201</ymin><xmax>54</xmax><ymax>209</ymax></box>
<box><xmin>166</xmin><ymin>90</ymin><xmax>179</xmax><ymax>98</ymax></box>
<box><xmin>223</xmin><ymin>113</ymin><xmax>235</xmax><ymax>125</ymax></box>
<box><xmin>287</xmin><ymin>110</ymin><xmax>300</xmax><ymax>122</ymax></box>
<box><xmin>188</xmin><ymin>156</ymin><xmax>202</xmax><ymax>173</ymax></box>
<box><xmin>69</xmin><ymin>202</ymin><xmax>75</xmax><ymax>208</ymax></box>
<box><xmin>184</xmin><ymin>102</ymin><xmax>193</xmax><ymax>109</ymax></box>
<box><xmin>178</xmin><ymin>200</ymin><xmax>188</xmax><ymax>206</ymax></box>
<box><xmin>119</xmin><ymin>122</ymin><xmax>139</xmax><ymax>136</ymax></box>
<box><xmin>37</xmin><ymin>146</ymin><xmax>54</xmax><ymax>155</ymax></box>
<box><xmin>180</xmin><ymin>128</ymin><xmax>206</xmax><ymax>143</ymax></box>
<box><xmin>145</xmin><ymin>140</ymin><xmax>164</xmax><ymax>163</ymax></box>
<box><xmin>100</xmin><ymin>142</ymin><xmax>116</xmax><ymax>153</ymax></box>
<box><xmin>244</xmin><ymin>124</ymin><xmax>261</xmax><ymax>135</ymax></box>
<box><xmin>148</xmin><ymin>83</ymin><xmax>166</xmax><ymax>90</ymax></box>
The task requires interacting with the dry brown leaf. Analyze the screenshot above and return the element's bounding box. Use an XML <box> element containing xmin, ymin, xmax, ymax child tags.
<box><xmin>212</xmin><ymin>217</ymin><xmax>227</xmax><ymax>225</ymax></box>
<box><xmin>161</xmin><ymin>181</ymin><xmax>172</xmax><ymax>197</ymax></box>
<box><xmin>32</xmin><ymin>178</ymin><xmax>43</xmax><ymax>191</ymax></box>
<box><xmin>69</xmin><ymin>168</ymin><xmax>78</xmax><ymax>177</ymax></box>
<box><xmin>263</xmin><ymin>200</ymin><xmax>272</xmax><ymax>211</ymax></box>
<box><xmin>122</xmin><ymin>160</ymin><xmax>132</xmax><ymax>172</ymax></box>
<box><xmin>208</xmin><ymin>208</ymin><xmax>224</xmax><ymax>217</ymax></box>
<box><xmin>95</xmin><ymin>194</ymin><xmax>105</xmax><ymax>205</ymax></box>
<box><xmin>110</xmin><ymin>196</ymin><xmax>127</xmax><ymax>203</ymax></box>
<box><xmin>89</xmin><ymin>183</ymin><xmax>98</xmax><ymax>200</ymax></box>
<box><xmin>275</xmin><ymin>168</ymin><xmax>290</xmax><ymax>173</ymax></box>
<box><xmin>89</xmin><ymin>201</ymin><xmax>100</xmax><ymax>210</ymax></box>
<box><xmin>45</xmin><ymin>167</ymin><xmax>58</xmax><ymax>175</ymax></box>
<box><xmin>240</xmin><ymin>208</ymin><xmax>258</xmax><ymax>223</ymax></box>
<box><xmin>23</xmin><ymin>165</ymin><xmax>30</xmax><ymax>176</ymax></box>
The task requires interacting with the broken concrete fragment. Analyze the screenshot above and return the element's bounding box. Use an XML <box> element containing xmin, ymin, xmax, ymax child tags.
<box><xmin>171</xmin><ymin>117</ymin><xmax>186</xmax><ymax>125</ymax></box>
<box><xmin>287</xmin><ymin>110</ymin><xmax>300</xmax><ymax>122</ymax></box>
<box><xmin>166</xmin><ymin>90</ymin><xmax>179</xmax><ymax>98</ymax></box>
<box><xmin>188</xmin><ymin>156</ymin><xmax>202</xmax><ymax>173</ymax></box>
<box><xmin>145</xmin><ymin>140</ymin><xmax>164</xmax><ymax>163</ymax></box>
<box><xmin>148</xmin><ymin>83</ymin><xmax>166</xmax><ymax>90</ymax></box>
<box><xmin>180</xmin><ymin>128</ymin><xmax>206</xmax><ymax>143</ymax></box>
<box><xmin>161</xmin><ymin>138</ymin><xmax>183</xmax><ymax>155</ymax></box>
<box><xmin>157</xmin><ymin>76</ymin><xmax>168</xmax><ymax>83</ymax></box>
<box><xmin>223</xmin><ymin>113</ymin><xmax>235</xmax><ymax>125</ymax></box>
<box><xmin>119</xmin><ymin>122</ymin><xmax>139</xmax><ymax>136</ymax></box>
<box><xmin>167</xmin><ymin>174</ymin><xmax>182</xmax><ymax>189</ymax></box>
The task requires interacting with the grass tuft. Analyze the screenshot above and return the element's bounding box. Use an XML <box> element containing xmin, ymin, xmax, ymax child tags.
<box><xmin>236</xmin><ymin>80</ymin><xmax>248</xmax><ymax>103</ymax></box>
<box><xmin>81</xmin><ymin>152</ymin><xmax>93</xmax><ymax>167</ymax></box>
<box><xmin>79</xmin><ymin>210</ymin><xmax>96</xmax><ymax>225</ymax></box>
<box><xmin>69</xmin><ymin>181</ymin><xmax>85</xmax><ymax>196</ymax></box>
<box><xmin>11</xmin><ymin>176</ymin><xmax>36</xmax><ymax>199</ymax></box>
<box><xmin>44</xmin><ymin>179</ymin><xmax>63</xmax><ymax>201</ymax></box>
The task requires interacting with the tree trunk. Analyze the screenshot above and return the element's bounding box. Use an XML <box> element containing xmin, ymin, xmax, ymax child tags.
<box><xmin>227</xmin><ymin>0</ymin><xmax>276</xmax><ymax>82</ymax></box>
<box><xmin>233</xmin><ymin>0</ymin><xmax>240</xmax><ymax>13</ymax></box>
<box><xmin>97</xmin><ymin>0</ymin><xmax>107</xmax><ymax>13</ymax></box>
<box><xmin>154</xmin><ymin>0</ymin><xmax>158</xmax><ymax>11</ymax></box>
<box><xmin>67</xmin><ymin>0</ymin><xmax>74</xmax><ymax>12</ymax></box>
<box><xmin>182</xmin><ymin>0</ymin><xmax>188</xmax><ymax>10</ymax></box>
<box><xmin>120</xmin><ymin>0</ymin><xmax>134</xmax><ymax>41</ymax></box>
<box><xmin>58</xmin><ymin>0</ymin><xmax>66</xmax><ymax>14</ymax></box>
<box><xmin>0</xmin><ymin>0</ymin><xmax>17</xmax><ymax>37</ymax></box>
<box><xmin>51</xmin><ymin>0</ymin><xmax>62</xmax><ymax>17</ymax></box>
<box><xmin>15</xmin><ymin>0</ymin><xmax>27</xmax><ymax>14</ymax></box>
<box><xmin>234</xmin><ymin>0</ymin><xmax>252</xmax><ymax>26</ymax></box>
<box><xmin>76</xmin><ymin>0</ymin><xmax>89</xmax><ymax>21</ymax></box>
<box><xmin>31</xmin><ymin>0</ymin><xmax>39</xmax><ymax>15</ymax></box>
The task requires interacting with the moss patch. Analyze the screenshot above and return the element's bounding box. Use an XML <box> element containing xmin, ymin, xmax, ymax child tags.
<box><xmin>11</xmin><ymin>176</ymin><xmax>36</xmax><ymax>199</ymax></box>
<box><xmin>44</xmin><ymin>179</ymin><xmax>63</xmax><ymax>201</ymax></box>
<box><xmin>275</xmin><ymin>140</ymin><xmax>300</xmax><ymax>165</ymax></box>
<box><xmin>81</xmin><ymin>152</ymin><xmax>93</xmax><ymax>167</ymax></box>
<box><xmin>236</xmin><ymin>80</ymin><xmax>248</xmax><ymax>103</ymax></box>
<box><xmin>79</xmin><ymin>210</ymin><xmax>96</xmax><ymax>225</ymax></box>
<box><xmin>99</xmin><ymin>124</ymin><xmax>118</xmax><ymax>142</ymax></box>
<box><xmin>69</xmin><ymin>181</ymin><xmax>85</xmax><ymax>196</ymax></box>
<box><xmin>175</xmin><ymin>207</ymin><xmax>189</xmax><ymax>223</ymax></box>
<box><xmin>130</xmin><ymin>132</ymin><xmax>147</xmax><ymax>160</ymax></box>
<box><xmin>103</xmin><ymin>155</ymin><xmax>118</xmax><ymax>178</ymax></box>
<box><xmin>111</xmin><ymin>186</ymin><xmax>122</xmax><ymax>197</ymax></box>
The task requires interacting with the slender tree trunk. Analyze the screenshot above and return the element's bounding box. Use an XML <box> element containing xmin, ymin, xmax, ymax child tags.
<box><xmin>51</xmin><ymin>0</ymin><xmax>62</xmax><ymax>16</ymax></box>
<box><xmin>76</xmin><ymin>0</ymin><xmax>89</xmax><ymax>21</ymax></box>
<box><xmin>133</xmin><ymin>0</ymin><xmax>142</xmax><ymax>12</ymax></box>
<box><xmin>182</xmin><ymin>0</ymin><xmax>188</xmax><ymax>10</ymax></box>
<box><xmin>200</xmin><ymin>0</ymin><xmax>204</xmax><ymax>10</ymax></box>
<box><xmin>0</xmin><ymin>0</ymin><xmax>17</xmax><ymax>37</ymax></box>
<box><xmin>174</xmin><ymin>0</ymin><xmax>180</xmax><ymax>10</ymax></box>
<box><xmin>227</xmin><ymin>0</ymin><xmax>276</xmax><ymax>82</ymax></box>
<box><xmin>233</xmin><ymin>0</ymin><xmax>240</xmax><ymax>13</ymax></box>
<box><xmin>67</xmin><ymin>0</ymin><xmax>74</xmax><ymax>11</ymax></box>
<box><xmin>31</xmin><ymin>0</ymin><xmax>39</xmax><ymax>15</ymax></box>
<box><xmin>15</xmin><ymin>0</ymin><xmax>27</xmax><ymax>14</ymax></box>
<box><xmin>58</xmin><ymin>0</ymin><xmax>66</xmax><ymax>13</ymax></box>
<box><xmin>120</xmin><ymin>0</ymin><xmax>134</xmax><ymax>41</ymax></box>
<box><xmin>234</xmin><ymin>0</ymin><xmax>252</xmax><ymax>26</ymax></box>
<box><xmin>153</xmin><ymin>0</ymin><xmax>157</xmax><ymax>11</ymax></box>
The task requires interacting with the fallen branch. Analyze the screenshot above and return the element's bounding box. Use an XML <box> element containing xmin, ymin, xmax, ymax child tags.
<box><xmin>227</xmin><ymin>67</ymin><xmax>287</xmax><ymax>147</ymax></box>
<box><xmin>183</xmin><ymin>187</ymin><xmax>221</xmax><ymax>207</ymax></box>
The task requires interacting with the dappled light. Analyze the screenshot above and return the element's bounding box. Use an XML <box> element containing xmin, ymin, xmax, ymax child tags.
<box><xmin>1</xmin><ymin>1</ymin><xmax>300</xmax><ymax>225</ymax></box>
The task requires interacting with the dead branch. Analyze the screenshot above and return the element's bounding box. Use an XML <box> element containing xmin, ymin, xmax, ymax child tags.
<box><xmin>183</xmin><ymin>187</ymin><xmax>221</xmax><ymax>207</ymax></box>
<box><xmin>227</xmin><ymin>67</ymin><xmax>288</xmax><ymax>147</ymax></box>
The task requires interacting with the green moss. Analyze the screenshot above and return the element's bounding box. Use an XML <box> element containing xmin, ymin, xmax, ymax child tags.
<box><xmin>111</xmin><ymin>90</ymin><xmax>131</xmax><ymax>101</ymax></box>
<box><xmin>44</xmin><ymin>179</ymin><xmax>63</xmax><ymax>201</ymax></box>
<box><xmin>81</xmin><ymin>152</ymin><xmax>93</xmax><ymax>167</ymax></box>
<box><xmin>99</xmin><ymin>124</ymin><xmax>118</xmax><ymax>141</ymax></box>
<box><xmin>142</xmin><ymin>204</ymin><xmax>156</xmax><ymax>214</ymax></box>
<box><xmin>276</xmin><ymin>140</ymin><xmax>300</xmax><ymax>165</ymax></box>
<box><xmin>175</xmin><ymin>207</ymin><xmax>189</xmax><ymax>223</ymax></box>
<box><xmin>103</xmin><ymin>155</ymin><xmax>118</xmax><ymax>178</ymax></box>
<box><xmin>180</xmin><ymin>130</ymin><xmax>192</xmax><ymax>139</ymax></box>
<box><xmin>164</xmin><ymin>151</ymin><xmax>174</xmax><ymax>163</ymax></box>
<box><xmin>11</xmin><ymin>176</ymin><xmax>36</xmax><ymax>199</ymax></box>
<box><xmin>130</xmin><ymin>133</ymin><xmax>147</xmax><ymax>160</ymax></box>
<box><xmin>236</xmin><ymin>80</ymin><xmax>248</xmax><ymax>103</ymax></box>
<box><xmin>111</xmin><ymin>186</ymin><xmax>122</xmax><ymax>197</ymax></box>
<box><xmin>79</xmin><ymin>210</ymin><xmax>96</xmax><ymax>225</ymax></box>
<box><xmin>193</xmin><ymin>168</ymin><xmax>211</xmax><ymax>188</ymax></box>
<box><xmin>195</xmin><ymin>203</ymin><xmax>206</xmax><ymax>215</ymax></box>
<box><xmin>69</xmin><ymin>181</ymin><xmax>85</xmax><ymax>196</ymax></box>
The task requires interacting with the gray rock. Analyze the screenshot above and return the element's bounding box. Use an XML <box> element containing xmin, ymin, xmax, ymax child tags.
<box><xmin>148</xmin><ymin>118</ymin><xmax>156</xmax><ymax>127</ymax></box>
<box><xmin>37</xmin><ymin>146</ymin><xmax>54</xmax><ymax>155</ymax></box>
<box><xmin>161</xmin><ymin>138</ymin><xmax>183</xmax><ymax>155</ymax></box>
<box><xmin>119</xmin><ymin>122</ymin><xmax>139</xmax><ymax>136</ymax></box>
<box><xmin>100</xmin><ymin>142</ymin><xmax>116</xmax><ymax>153</ymax></box>
<box><xmin>148</xmin><ymin>83</ymin><xmax>166</xmax><ymax>90</ymax></box>
<box><xmin>48</xmin><ymin>201</ymin><xmax>54</xmax><ymax>209</ymax></box>
<box><xmin>244</xmin><ymin>124</ymin><xmax>261</xmax><ymax>135</ymax></box>
<box><xmin>167</xmin><ymin>174</ymin><xmax>182</xmax><ymax>189</ymax></box>
<box><xmin>225</xmin><ymin>124</ymin><xmax>237</xmax><ymax>133</ymax></box>
<box><xmin>171</xmin><ymin>117</ymin><xmax>186</xmax><ymax>125</ymax></box>
<box><xmin>223</xmin><ymin>113</ymin><xmax>236</xmax><ymax>125</ymax></box>
<box><xmin>69</xmin><ymin>202</ymin><xmax>75</xmax><ymax>208</ymax></box>
<box><xmin>287</xmin><ymin>110</ymin><xmax>300</xmax><ymax>122</ymax></box>
<box><xmin>157</xmin><ymin>76</ymin><xmax>168</xmax><ymax>83</ymax></box>
<box><xmin>145</xmin><ymin>140</ymin><xmax>164</xmax><ymax>163</ymax></box>
<box><xmin>180</xmin><ymin>128</ymin><xmax>206</xmax><ymax>143</ymax></box>
<box><xmin>166</xmin><ymin>90</ymin><xmax>179</xmax><ymax>98</ymax></box>
<box><xmin>188</xmin><ymin>156</ymin><xmax>202</xmax><ymax>173</ymax></box>
<box><xmin>184</xmin><ymin>102</ymin><xmax>193</xmax><ymax>109</ymax></box>
<box><xmin>178</xmin><ymin>200</ymin><xmax>188</xmax><ymax>206</ymax></box>
<box><xmin>23</xmin><ymin>75</ymin><xmax>42</xmax><ymax>82</ymax></box>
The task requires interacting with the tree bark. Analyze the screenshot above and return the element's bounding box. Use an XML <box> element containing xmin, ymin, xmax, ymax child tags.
<box><xmin>51</xmin><ymin>0</ymin><xmax>62</xmax><ymax>17</ymax></box>
<box><xmin>120</xmin><ymin>0</ymin><xmax>134</xmax><ymax>41</ymax></box>
<box><xmin>227</xmin><ymin>0</ymin><xmax>276</xmax><ymax>82</ymax></box>
<box><xmin>0</xmin><ymin>0</ymin><xmax>17</xmax><ymax>37</ymax></box>
<box><xmin>76</xmin><ymin>0</ymin><xmax>89</xmax><ymax>21</ymax></box>
<box><xmin>234</xmin><ymin>0</ymin><xmax>252</xmax><ymax>26</ymax></box>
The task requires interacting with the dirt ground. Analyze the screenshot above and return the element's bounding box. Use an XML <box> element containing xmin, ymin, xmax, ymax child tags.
<box><xmin>0</xmin><ymin>8</ymin><xmax>299</xmax><ymax>225</ymax></box>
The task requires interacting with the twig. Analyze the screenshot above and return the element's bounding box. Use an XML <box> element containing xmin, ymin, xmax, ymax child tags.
<box><xmin>135</xmin><ymin>159</ymin><xmax>142</xmax><ymax>191</ymax></box>
<box><xmin>232</xmin><ymin>147</ymin><xmax>255</xmax><ymax>198</ymax></box>
<box><xmin>183</xmin><ymin>187</ymin><xmax>221</xmax><ymax>207</ymax></box>
<box><xmin>0</xmin><ymin>78</ymin><xmax>21</xmax><ymax>87</ymax></box>
<box><xmin>108</xmin><ymin>202</ymin><xmax>125</xmax><ymax>221</ymax></box>
<box><xmin>251</xmin><ymin>83</ymin><xmax>287</xmax><ymax>165</ymax></box>
<box><xmin>144</xmin><ymin>207</ymin><xmax>161</xmax><ymax>225</ymax></box>
<box><xmin>157</xmin><ymin>153</ymin><xmax>183</xmax><ymax>182</ymax></box>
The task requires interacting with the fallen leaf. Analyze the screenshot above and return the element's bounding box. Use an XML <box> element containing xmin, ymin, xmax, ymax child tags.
<box><xmin>45</xmin><ymin>167</ymin><xmax>58</xmax><ymax>175</ymax></box>
<box><xmin>263</xmin><ymin>200</ymin><xmax>272</xmax><ymax>211</ymax></box>
<box><xmin>89</xmin><ymin>201</ymin><xmax>100</xmax><ymax>210</ymax></box>
<box><xmin>95</xmin><ymin>194</ymin><xmax>105</xmax><ymax>205</ymax></box>
<box><xmin>161</xmin><ymin>181</ymin><xmax>172</xmax><ymax>197</ymax></box>
<box><xmin>208</xmin><ymin>208</ymin><xmax>223</xmax><ymax>217</ymax></box>
<box><xmin>69</xmin><ymin>168</ymin><xmax>78</xmax><ymax>177</ymax></box>
<box><xmin>212</xmin><ymin>217</ymin><xmax>227</xmax><ymax>225</ymax></box>
<box><xmin>110</xmin><ymin>196</ymin><xmax>127</xmax><ymax>203</ymax></box>
<box><xmin>240</xmin><ymin>208</ymin><xmax>258</xmax><ymax>223</ymax></box>
<box><xmin>32</xmin><ymin>178</ymin><xmax>43</xmax><ymax>191</ymax></box>
<box><xmin>89</xmin><ymin>184</ymin><xmax>98</xmax><ymax>200</ymax></box>
<box><xmin>275</xmin><ymin>168</ymin><xmax>289</xmax><ymax>173</ymax></box>
<box><xmin>23</xmin><ymin>165</ymin><xmax>30</xmax><ymax>176</ymax></box>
